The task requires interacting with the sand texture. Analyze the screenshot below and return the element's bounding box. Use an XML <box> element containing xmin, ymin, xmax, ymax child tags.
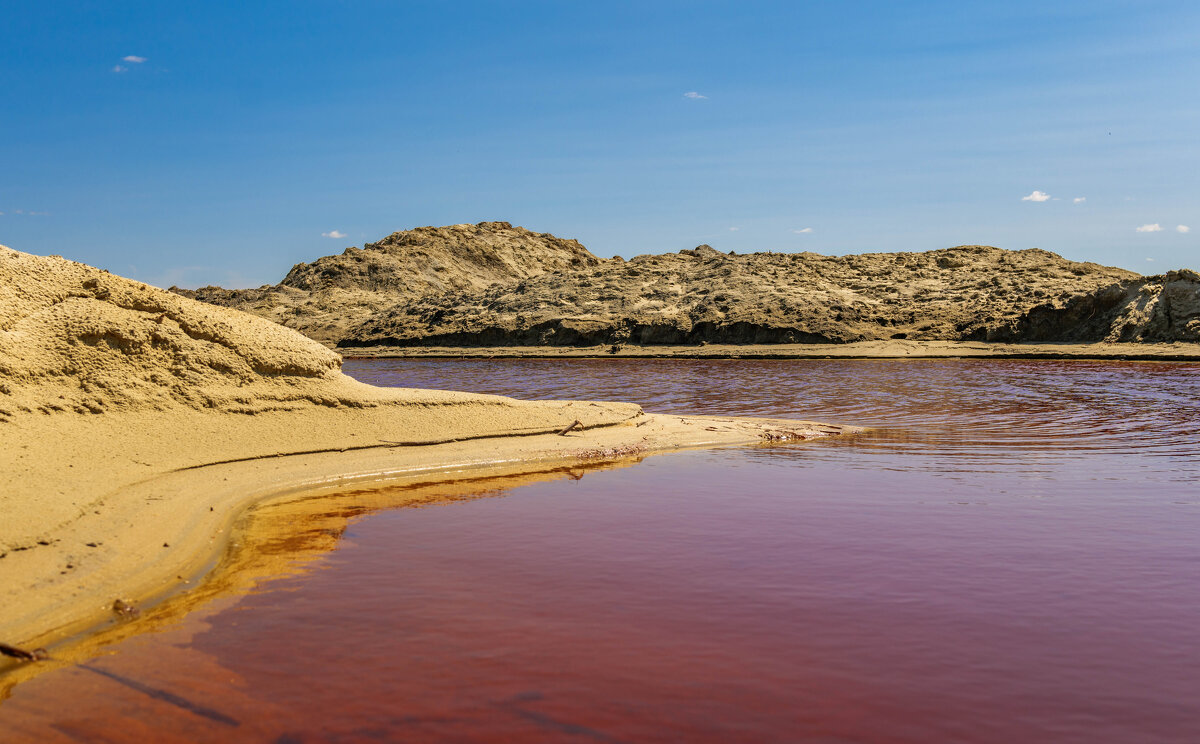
<box><xmin>0</xmin><ymin>245</ymin><xmax>856</xmax><ymax>654</ymax></box>
<box><xmin>171</xmin><ymin>221</ymin><xmax>1199</xmax><ymax>350</ymax></box>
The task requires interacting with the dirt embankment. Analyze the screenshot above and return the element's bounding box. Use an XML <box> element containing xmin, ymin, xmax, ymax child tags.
<box><xmin>336</xmin><ymin>243</ymin><xmax>1141</xmax><ymax>347</ymax></box>
<box><xmin>972</xmin><ymin>269</ymin><xmax>1200</xmax><ymax>343</ymax></box>
<box><xmin>173</xmin><ymin>221</ymin><xmax>1200</xmax><ymax>348</ymax></box>
<box><xmin>173</xmin><ymin>221</ymin><xmax>597</xmax><ymax>345</ymax></box>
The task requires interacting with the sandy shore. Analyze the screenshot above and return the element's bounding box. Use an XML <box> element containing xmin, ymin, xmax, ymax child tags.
<box><xmin>0</xmin><ymin>245</ymin><xmax>858</xmax><ymax>661</ymax></box>
<box><xmin>0</xmin><ymin>403</ymin><xmax>851</xmax><ymax>657</ymax></box>
<box><xmin>340</xmin><ymin>339</ymin><xmax>1200</xmax><ymax>361</ymax></box>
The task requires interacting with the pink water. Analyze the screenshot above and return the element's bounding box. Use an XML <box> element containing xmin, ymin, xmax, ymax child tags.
<box><xmin>3</xmin><ymin>359</ymin><xmax>1200</xmax><ymax>742</ymax></box>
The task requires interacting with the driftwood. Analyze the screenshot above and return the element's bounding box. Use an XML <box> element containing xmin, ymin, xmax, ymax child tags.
<box><xmin>557</xmin><ymin>419</ymin><xmax>583</xmax><ymax>436</ymax></box>
<box><xmin>0</xmin><ymin>642</ymin><xmax>48</xmax><ymax>662</ymax></box>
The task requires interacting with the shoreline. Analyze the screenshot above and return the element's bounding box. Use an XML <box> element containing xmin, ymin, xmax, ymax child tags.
<box><xmin>339</xmin><ymin>340</ymin><xmax>1200</xmax><ymax>362</ymax></box>
<box><xmin>0</xmin><ymin>404</ymin><xmax>857</xmax><ymax>662</ymax></box>
<box><xmin>0</xmin><ymin>245</ymin><xmax>857</xmax><ymax>681</ymax></box>
<box><xmin>0</xmin><ymin>460</ymin><xmax>653</xmax><ymax>697</ymax></box>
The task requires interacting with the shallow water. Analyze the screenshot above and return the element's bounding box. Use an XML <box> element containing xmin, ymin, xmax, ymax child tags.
<box><xmin>4</xmin><ymin>359</ymin><xmax>1200</xmax><ymax>743</ymax></box>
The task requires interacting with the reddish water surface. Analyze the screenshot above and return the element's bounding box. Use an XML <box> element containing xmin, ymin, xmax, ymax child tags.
<box><xmin>3</xmin><ymin>359</ymin><xmax>1200</xmax><ymax>743</ymax></box>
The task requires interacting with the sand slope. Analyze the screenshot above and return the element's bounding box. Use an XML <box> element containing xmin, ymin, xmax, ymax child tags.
<box><xmin>0</xmin><ymin>245</ymin><xmax>855</xmax><ymax>653</ymax></box>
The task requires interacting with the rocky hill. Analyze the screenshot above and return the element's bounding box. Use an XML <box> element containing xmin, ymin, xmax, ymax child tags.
<box><xmin>173</xmin><ymin>221</ymin><xmax>599</xmax><ymax>345</ymax></box>
<box><xmin>337</xmin><ymin>243</ymin><xmax>1139</xmax><ymax>347</ymax></box>
<box><xmin>978</xmin><ymin>269</ymin><xmax>1200</xmax><ymax>343</ymax></box>
<box><xmin>173</xmin><ymin>222</ymin><xmax>1200</xmax><ymax>348</ymax></box>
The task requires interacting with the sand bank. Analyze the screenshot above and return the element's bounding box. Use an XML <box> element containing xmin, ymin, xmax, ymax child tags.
<box><xmin>341</xmin><ymin>340</ymin><xmax>1200</xmax><ymax>361</ymax></box>
<box><xmin>0</xmin><ymin>246</ymin><xmax>856</xmax><ymax>658</ymax></box>
<box><xmin>2</xmin><ymin>407</ymin><xmax>842</xmax><ymax>659</ymax></box>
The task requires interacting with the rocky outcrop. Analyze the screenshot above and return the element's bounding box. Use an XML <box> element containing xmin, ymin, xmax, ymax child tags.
<box><xmin>335</xmin><ymin>243</ymin><xmax>1138</xmax><ymax>348</ymax></box>
<box><xmin>174</xmin><ymin>222</ymin><xmax>1200</xmax><ymax>348</ymax></box>
<box><xmin>974</xmin><ymin>269</ymin><xmax>1200</xmax><ymax>343</ymax></box>
<box><xmin>172</xmin><ymin>221</ymin><xmax>599</xmax><ymax>345</ymax></box>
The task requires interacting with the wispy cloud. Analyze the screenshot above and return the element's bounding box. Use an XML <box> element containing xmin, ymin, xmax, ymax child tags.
<box><xmin>112</xmin><ymin>65</ymin><xmax>127</xmax><ymax>73</ymax></box>
<box><xmin>683</xmin><ymin>91</ymin><xmax>707</xmax><ymax>100</ymax></box>
<box><xmin>1146</xmin><ymin>257</ymin><xmax>1155</xmax><ymax>262</ymax></box>
<box><xmin>1073</xmin><ymin>197</ymin><xmax>1086</xmax><ymax>204</ymax></box>
<box><xmin>728</xmin><ymin>227</ymin><xmax>739</xmax><ymax>232</ymax></box>
<box><xmin>792</xmin><ymin>227</ymin><xmax>813</xmax><ymax>234</ymax></box>
<box><xmin>123</xmin><ymin>55</ymin><xmax>147</xmax><ymax>63</ymax></box>
<box><xmin>1135</xmin><ymin>223</ymin><xmax>1163</xmax><ymax>233</ymax></box>
<box><xmin>321</xmin><ymin>230</ymin><xmax>347</xmax><ymax>239</ymax></box>
<box><xmin>1177</xmin><ymin>225</ymin><xmax>1191</xmax><ymax>234</ymax></box>
<box><xmin>1021</xmin><ymin>190</ymin><xmax>1051</xmax><ymax>202</ymax></box>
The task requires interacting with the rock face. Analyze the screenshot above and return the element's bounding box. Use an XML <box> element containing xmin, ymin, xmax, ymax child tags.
<box><xmin>977</xmin><ymin>269</ymin><xmax>1200</xmax><ymax>343</ymax></box>
<box><xmin>173</xmin><ymin>221</ymin><xmax>599</xmax><ymax>345</ymax></box>
<box><xmin>336</xmin><ymin>242</ymin><xmax>1140</xmax><ymax>347</ymax></box>
<box><xmin>172</xmin><ymin>222</ymin><xmax>1199</xmax><ymax>348</ymax></box>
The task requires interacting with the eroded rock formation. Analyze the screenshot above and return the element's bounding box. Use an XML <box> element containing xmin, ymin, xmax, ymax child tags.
<box><xmin>172</xmin><ymin>222</ymin><xmax>1199</xmax><ymax>348</ymax></box>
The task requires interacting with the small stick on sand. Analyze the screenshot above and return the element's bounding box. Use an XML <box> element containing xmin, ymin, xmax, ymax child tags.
<box><xmin>0</xmin><ymin>642</ymin><xmax>48</xmax><ymax>662</ymax></box>
<box><xmin>558</xmin><ymin>419</ymin><xmax>583</xmax><ymax>436</ymax></box>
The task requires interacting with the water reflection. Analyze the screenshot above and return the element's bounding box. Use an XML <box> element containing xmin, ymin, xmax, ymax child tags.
<box><xmin>345</xmin><ymin>358</ymin><xmax>1200</xmax><ymax>474</ymax></box>
<box><xmin>3</xmin><ymin>358</ymin><xmax>1198</xmax><ymax>743</ymax></box>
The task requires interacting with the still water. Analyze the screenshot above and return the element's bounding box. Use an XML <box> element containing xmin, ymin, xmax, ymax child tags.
<box><xmin>3</xmin><ymin>358</ymin><xmax>1199</xmax><ymax>742</ymax></box>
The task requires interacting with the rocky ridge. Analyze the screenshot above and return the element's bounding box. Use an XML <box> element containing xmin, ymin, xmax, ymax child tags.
<box><xmin>172</xmin><ymin>222</ymin><xmax>1200</xmax><ymax>348</ymax></box>
<box><xmin>336</xmin><ymin>243</ymin><xmax>1145</xmax><ymax>347</ymax></box>
<box><xmin>174</xmin><ymin>221</ymin><xmax>598</xmax><ymax>345</ymax></box>
<box><xmin>978</xmin><ymin>269</ymin><xmax>1200</xmax><ymax>343</ymax></box>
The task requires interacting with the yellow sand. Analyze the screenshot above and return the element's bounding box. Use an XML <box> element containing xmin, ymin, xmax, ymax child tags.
<box><xmin>0</xmin><ymin>246</ymin><xmax>856</xmax><ymax>652</ymax></box>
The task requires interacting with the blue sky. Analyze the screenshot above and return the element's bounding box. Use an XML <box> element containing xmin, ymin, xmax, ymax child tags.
<box><xmin>2</xmin><ymin>1</ymin><xmax>1197</xmax><ymax>288</ymax></box>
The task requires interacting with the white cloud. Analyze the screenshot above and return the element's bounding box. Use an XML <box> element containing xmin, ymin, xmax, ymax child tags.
<box><xmin>792</xmin><ymin>227</ymin><xmax>813</xmax><ymax>234</ymax></box>
<box><xmin>728</xmin><ymin>227</ymin><xmax>739</xmax><ymax>232</ymax></box>
<box><xmin>1136</xmin><ymin>223</ymin><xmax>1163</xmax><ymax>233</ymax></box>
<box><xmin>123</xmin><ymin>55</ymin><xmax>147</xmax><ymax>63</ymax></box>
<box><xmin>112</xmin><ymin>65</ymin><xmax>127</xmax><ymax>73</ymax></box>
<box><xmin>1073</xmin><ymin>197</ymin><xmax>1086</xmax><ymax>204</ymax></box>
<box><xmin>1021</xmin><ymin>190</ymin><xmax>1051</xmax><ymax>202</ymax></box>
<box><xmin>321</xmin><ymin>230</ymin><xmax>347</xmax><ymax>239</ymax></box>
<box><xmin>1177</xmin><ymin>225</ymin><xmax>1191</xmax><ymax>234</ymax></box>
<box><xmin>683</xmin><ymin>91</ymin><xmax>707</xmax><ymax>100</ymax></box>
<box><xmin>1146</xmin><ymin>258</ymin><xmax>1155</xmax><ymax>262</ymax></box>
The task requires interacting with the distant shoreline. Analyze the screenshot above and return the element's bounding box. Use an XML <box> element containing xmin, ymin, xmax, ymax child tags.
<box><xmin>340</xmin><ymin>340</ymin><xmax>1200</xmax><ymax>362</ymax></box>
